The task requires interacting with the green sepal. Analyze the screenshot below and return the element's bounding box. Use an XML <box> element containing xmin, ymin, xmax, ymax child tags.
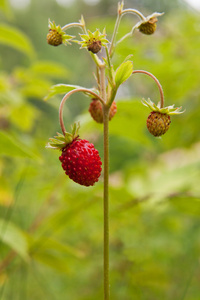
<box><xmin>79</xmin><ymin>29</ymin><xmax>109</xmax><ymax>49</ymax></box>
<box><xmin>142</xmin><ymin>98</ymin><xmax>185</xmax><ymax>115</ymax></box>
<box><xmin>48</xmin><ymin>19</ymin><xmax>75</xmax><ymax>45</ymax></box>
<box><xmin>46</xmin><ymin>122</ymin><xmax>80</xmax><ymax>150</ymax></box>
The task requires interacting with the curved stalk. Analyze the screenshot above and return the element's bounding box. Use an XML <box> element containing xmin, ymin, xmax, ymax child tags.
<box><xmin>121</xmin><ymin>8</ymin><xmax>146</xmax><ymax>20</ymax></box>
<box><xmin>132</xmin><ymin>70</ymin><xmax>165</xmax><ymax>108</ymax></box>
<box><xmin>61</xmin><ymin>22</ymin><xmax>84</xmax><ymax>31</ymax></box>
<box><xmin>117</xmin><ymin>25</ymin><xmax>137</xmax><ymax>45</ymax></box>
<box><xmin>59</xmin><ymin>88</ymin><xmax>105</xmax><ymax>134</ymax></box>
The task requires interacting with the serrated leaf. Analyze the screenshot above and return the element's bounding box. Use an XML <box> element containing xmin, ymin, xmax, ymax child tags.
<box><xmin>0</xmin><ymin>24</ymin><xmax>36</xmax><ymax>59</ymax></box>
<box><xmin>0</xmin><ymin>219</ymin><xmax>29</xmax><ymax>261</ymax></box>
<box><xmin>115</xmin><ymin>61</ymin><xmax>133</xmax><ymax>88</ymax></box>
<box><xmin>44</xmin><ymin>84</ymin><xmax>83</xmax><ymax>101</ymax></box>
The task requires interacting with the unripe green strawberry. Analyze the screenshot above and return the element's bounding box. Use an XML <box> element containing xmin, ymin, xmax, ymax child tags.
<box><xmin>47</xmin><ymin>29</ymin><xmax>63</xmax><ymax>46</ymax></box>
<box><xmin>139</xmin><ymin>17</ymin><xmax>157</xmax><ymax>35</ymax></box>
<box><xmin>89</xmin><ymin>99</ymin><xmax>117</xmax><ymax>123</ymax></box>
<box><xmin>59</xmin><ymin>138</ymin><xmax>102</xmax><ymax>186</ymax></box>
<box><xmin>147</xmin><ymin>111</ymin><xmax>171</xmax><ymax>137</ymax></box>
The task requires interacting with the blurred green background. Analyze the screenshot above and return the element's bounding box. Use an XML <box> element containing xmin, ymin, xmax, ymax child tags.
<box><xmin>0</xmin><ymin>0</ymin><xmax>200</xmax><ymax>299</ymax></box>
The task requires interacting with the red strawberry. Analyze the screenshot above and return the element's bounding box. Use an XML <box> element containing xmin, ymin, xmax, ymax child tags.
<box><xmin>59</xmin><ymin>138</ymin><xmax>102</xmax><ymax>186</ymax></box>
<box><xmin>47</xmin><ymin>123</ymin><xmax>102</xmax><ymax>186</ymax></box>
<box><xmin>147</xmin><ymin>111</ymin><xmax>171</xmax><ymax>137</ymax></box>
<box><xmin>89</xmin><ymin>98</ymin><xmax>117</xmax><ymax>123</ymax></box>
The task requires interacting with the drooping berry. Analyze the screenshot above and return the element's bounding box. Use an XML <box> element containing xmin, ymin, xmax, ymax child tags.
<box><xmin>47</xmin><ymin>29</ymin><xmax>63</xmax><ymax>46</ymax></box>
<box><xmin>147</xmin><ymin>111</ymin><xmax>171</xmax><ymax>137</ymax></box>
<box><xmin>59</xmin><ymin>138</ymin><xmax>102</xmax><ymax>186</ymax></box>
<box><xmin>138</xmin><ymin>17</ymin><xmax>158</xmax><ymax>35</ymax></box>
<box><xmin>89</xmin><ymin>99</ymin><xmax>117</xmax><ymax>124</ymax></box>
<box><xmin>47</xmin><ymin>123</ymin><xmax>102</xmax><ymax>186</ymax></box>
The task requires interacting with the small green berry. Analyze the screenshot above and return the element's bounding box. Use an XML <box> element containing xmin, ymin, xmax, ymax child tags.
<box><xmin>139</xmin><ymin>17</ymin><xmax>158</xmax><ymax>35</ymax></box>
<box><xmin>147</xmin><ymin>111</ymin><xmax>171</xmax><ymax>137</ymax></box>
<box><xmin>47</xmin><ymin>29</ymin><xmax>63</xmax><ymax>46</ymax></box>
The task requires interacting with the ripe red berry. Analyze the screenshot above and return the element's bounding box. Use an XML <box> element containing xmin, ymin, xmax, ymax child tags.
<box><xmin>89</xmin><ymin>99</ymin><xmax>117</xmax><ymax>123</ymax></box>
<box><xmin>147</xmin><ymin>111</ymin><xmax>171</xmax><ymax>137</ymax></box>
<box><xmin>59</xmin><ymin>138</ymin><xmax>102</xmax><ymax>186</ymax></box>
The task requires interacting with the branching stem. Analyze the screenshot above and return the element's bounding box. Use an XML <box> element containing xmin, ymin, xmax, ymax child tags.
<box><xmin>109</xmin><ymin>7</ymin><xmax>145</xmax><ymax>57</ymax></box>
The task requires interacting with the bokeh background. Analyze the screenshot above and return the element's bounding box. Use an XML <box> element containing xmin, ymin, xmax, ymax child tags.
<box><xmin>0</xmin><ymin>0</ymin><xmax>200</xmax><ymax>299</ymax></box>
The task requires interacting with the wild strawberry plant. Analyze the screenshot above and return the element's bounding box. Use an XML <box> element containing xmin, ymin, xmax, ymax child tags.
<box><xmin>46</xmin><ymin>1</ymin><xmax>184</xmax><ymax>299</ymax></box>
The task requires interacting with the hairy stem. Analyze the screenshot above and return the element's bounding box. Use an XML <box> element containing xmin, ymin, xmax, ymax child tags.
<box><xmin>109</xmin><ymin>7</ymin><xmax>145</xmax><ymax>57</ymax></box>
<box><xmin>99</xmin><ymin>64</ymin><xmax>110</xmax><ymax>300</ymax></box>
<box><xmin>61</xmin><ymin>22</ymin><xmax>84</xmax><ymax>31</ymax></box>
<box><xmin>103</xmin><ymin>105</ymin><xmax>110</xmax><ymax>300</ymax></box>
<box><xmin>100</xmin><ymin>64</ymin><xmax>107</xmax><ymax>101</ymax></box>
<box><xmin>117</xmin><ymin>25</ymin><xmax>137</xmax><ymax>45</ymax></box>
<box><xmin>132</xmin><ymin>70</ymin><xmax>165</xmax><ymax>108</ymax></box>
<box><xmin>59</xmin><ymin>88</ymin><xmax>104</xmax><ymax>134</ymax></box>
<box><xmin>121</xmin><ymin>8</ymin><xmax>146</xmax><ymax>20</ymax></box>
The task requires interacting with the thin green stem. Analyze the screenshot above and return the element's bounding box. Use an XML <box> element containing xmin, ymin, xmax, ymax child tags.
<box><xmin>132</xmin><ymin>70</ymin><xmax>165</xmax><ymax>108</ymax></box>
<box><xmin>99</xmin><ymin>64</ymin><xmax>107</xmax><ymax>102</ymax></box>
<box><xmin>117</xmin><ymin>25</ymin><xmax>137</xmax><ymax>45</ymax></box>
<box><xmin>109</xmin><ymin>11</ymin><xmax>122</xmax><ymax>57</ymax></box>
<box><xmin>61</xmin><ymin>23</ymin><xmax>84</xmax><ymax>31</ymax></box>
<box><xmin>103</xmin><ymin>105</ymin><xmax>110</xmax><ymax>300</ymax></box>
<box><xmin>121</xmin><ymin>8</ymin><xmax>146</xmax><ymax>20</ymax></box>
<box><xmin>109</xmin><ymin>7</ymin><xmax>145</xmax><ymax>57</ymax></box>
<box><xmin>99</xmin><ymin>64</ymin><xmax>110</xmax><ymax>300</ymax></box>
<box><xmin>105</xmin><ymin>46</ymin><xmax>115</xmax><ymax>88</ymax></box>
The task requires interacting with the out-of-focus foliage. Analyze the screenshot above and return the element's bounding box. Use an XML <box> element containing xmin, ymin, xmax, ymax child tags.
<box><xmin>0</xmin><ymin>0</ymin><xmax>200</xmax><ymax>299</ymax></box>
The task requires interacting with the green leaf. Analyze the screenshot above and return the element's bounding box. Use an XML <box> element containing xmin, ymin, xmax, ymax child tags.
<box><xmin>0</xmin><ymin>219</ymin><xmax>29</xmax><ymax>261</ymax></box>
<box><xmin>115</xmin><ymin>60</ymin><xmax>133</xmax><ymax>88</ymax></box>
<box><xmin>0</xmin><ymin>23</ymin><xmax>36</xmax><ymax>59</ymax></box>
<box><xmin>44</xmin><ymin>84</ymin><xmax>83</xmax><ymax>101</ymax></box>
<box><xmin>0</xmin><ymin>131</ymin><xmax>40</xmax><ymax>159</ymax></box>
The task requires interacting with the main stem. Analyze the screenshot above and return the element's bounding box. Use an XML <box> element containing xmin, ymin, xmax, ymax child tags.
<box><xmin>100</xmin><ymin>65</ymin><xmax>110</xmax><ymax>300</ymax></box>
<box><xmin>103</xmin><ymin>106</ymin><xmax>110</xmax><ymax>300</ymax></box>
